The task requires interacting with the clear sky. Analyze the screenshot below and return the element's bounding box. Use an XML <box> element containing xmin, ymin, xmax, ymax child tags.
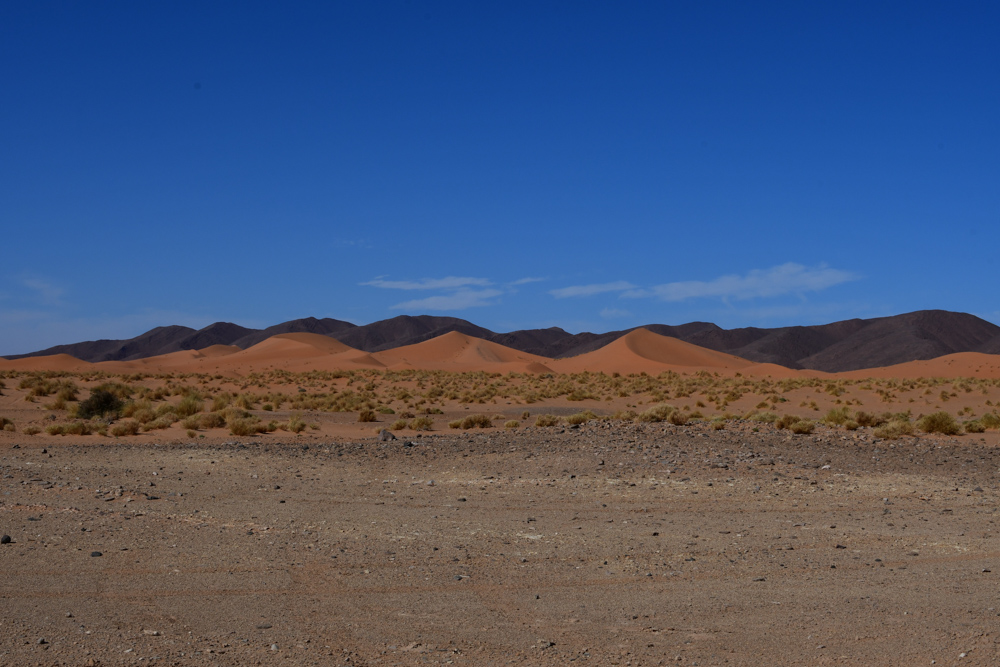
<box><xmin>3</xmin><ymin>2</ymin><xmax>999</xmax><ymax>355</ymax></box>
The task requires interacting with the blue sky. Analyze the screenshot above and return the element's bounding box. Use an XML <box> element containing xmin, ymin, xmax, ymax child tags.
<box><xmin>2</xmin><ymin>2</ymin><xmax>999</xmax><ymax>355</ymax></box>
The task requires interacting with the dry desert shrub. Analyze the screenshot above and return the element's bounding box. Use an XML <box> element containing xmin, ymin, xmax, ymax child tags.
<box><xmin>964</xmin><ymin>420</ymin><xmax>986</xmax><ymax>433</ymax></box>
<box><xmin>0</xmin><ymin>417</ymin><xmax>14</xmax><ymax>432</ymax></box>
<box><xmin>357</xmin><ymin>409</ymin><xmax>377</xmax><ymax>423</ymax></box>
<box><xmin>390</xmin><ymin>419</ymin><xmax>407</xmax><ymax>431</ymax></box>
<box><xmin>23</xmin><ymin>425</ymin><xmax>41</xmax><ymax>435</ymax></box>
<box><xmin>637</xmin><ymin>405</ymin><xmax>677</xmax><ymax>423</ymax></box>
<box><xmin>110</xmin><ymin>420</ymin><xmax>141</xmax><ymax>437</ymax></box>
<box><xmin>504</xmin><ymin>420</ymin><xmax>519</xmax><ymax>429</ymax></box>
<box><xmin>286</xmin><ymin>414</ymin><xmax>307</xmax><ymax>433</ymax></box>
<box><xmin>229</xmin><ymin>417</ymin><xmax>263</xmax><ymax>436</ymax></box>
<box><xmin>979</xmin><ymin>412</ymin><xmax>1000</xmax><ymax>429</ymax></box>
<box><xmin>175</xmin><ymin>395</ymin><xmax>204</xmax><ymax>417</ymax></box>
<box><xmin>873</xmin><ymin>420</ymin><xmax>915</xmax><ymax>440</ymax></box>
<box><xmin>916</xmin><ymin>411</ymin><xmax>960</xmax><ymax>435</ymax></box>
<box><xmin>410</xmin><ymin>416</ymin><xmax>434</xmax><ymax>431</ymax></box>
<box><xmin>452</xmin><ymin>414</ymin><xmax>492</xmax><ymax>429</ymax></box>
<box><xmin>775</xmin><ymin>414</ymin><xmax>803</xmax><ymax>430</ymax></box>
<box><xmin>199</xmin><ymin>412</ymin><xmax>227</xmax><ymax>429</ymax></box>
<box><xmin>534</xmin><ymin>414</ymin><xmax>560</xmax><ymax>427</ymax></box>
<box><xmin>789</xmin><ymin>420</ymin><xmax>815</xmax><ymax>435</ymax></box>
<box><xmin>566</xmin><ymin>410</ymin><xmax>597</xmax><ymax>425</ymax></box>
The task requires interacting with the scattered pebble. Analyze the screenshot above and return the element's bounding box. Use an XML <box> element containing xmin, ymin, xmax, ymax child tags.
<box><xmin>0</xmin><ymin>535</ymin><xmax>10</xmax><ymax>544</ymax></box>
<box><xmin>90</xmin><ymin>551</ymin><xmax>103</xmax><ymax>557</ymax></box>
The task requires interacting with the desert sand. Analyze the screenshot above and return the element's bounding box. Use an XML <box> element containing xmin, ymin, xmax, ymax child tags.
<box><xmin>4</xmin><ymin>330</ymin><xmax>1000</xmax><ymax>664</ymax></box>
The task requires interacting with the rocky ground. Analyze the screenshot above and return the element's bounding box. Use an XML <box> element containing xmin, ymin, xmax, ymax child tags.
<box><xmin>2</xmin><ymin>421</ymin><xmax>1000</xmax><ymax>666</ymax></box>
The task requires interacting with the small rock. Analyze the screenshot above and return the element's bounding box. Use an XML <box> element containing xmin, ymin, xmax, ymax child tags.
<box><xmin>90</xmin><ymin>551</ymin><xmax>103</xmax><ymax>557</ymax></box>
<box><xmin>379</xmin><ymin>429</ymin><xmax>396</xmax><ymax>442</ymax></box>
<box><xmin>37</xmin><ymin>638</ymin><xmax>47</xmax><ymax>645</ymax></box>
<box><xmin>143</xmin><ymin>629</ymin><xmax>160</xmax><ymax>636</ymax></box>
<box><xmin>835</xmin><ymin>544</ymin><xmax>846</xmax><ymax>549</ymax></box>
<box><xmin>752</xmin><ymin>577</ymin><xmax>766</xmax><ymax>582</ymax></box>
<box><xmin>256</xmin><ymin>624</ymin><xmax>272</xmax><ymax>629</ymax></box>
<box><xmin>271</xmin><ymin>644</ymin><xmax>279</xmax><ymax>651</ymax></box>
<box><xmin>0</xmin><ymin>535</ymin><xmax>10</xmax><ymax>544</ymax></box>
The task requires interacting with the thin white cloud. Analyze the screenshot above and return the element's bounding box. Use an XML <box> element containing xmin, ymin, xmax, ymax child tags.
<box><xmin>549</xmin><ymin>281</ymin><xmax>636</xmax><ymax>299</ymax></box>
<box><xmin>624</xmin><ymin>263</ymin><xmax>859</xmax><ymax>302</ymax></box>
<box><xmin>600</xmin><ymin>308</ymin><xmax>631</xmax><ymax>319</ymax></box>
<box><xmin>392</xmin><ymin>289</ymin><xmax>503</xmax><ymax>311</ymax></box>
<box><xmin>509</xmin><ymin>276</ymin><xmax>547</xmax><ymax>286</ymax></box>
<box><xmin>20</xmin><ymin>277</ymin><xmax>65</xmax><ymax>305</ymax></box>
<box><xmin>362</xmin><ymin>276</ymin><xmax>492</xmax><ymax>291</ymax></box>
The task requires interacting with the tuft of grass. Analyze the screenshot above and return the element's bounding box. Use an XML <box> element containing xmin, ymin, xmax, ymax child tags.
<box><xmin>0</xmin><ymin>416</ymin><xmax>14</xmax><ymax>432</ymax></box>
<box><xmin>453</xmin><ymin>414</ymin><xmax>492</xmax><ymax>429</ymax></box>
<box><xmin>199</xmin><ymin>412</ymin><xmax>227</xmax><ymax>429</ymax></box>
<box><xmin>745</xmin><ymin>410</ymin><xmax>779</xmax><ymax>423</ymax></box>
<box><xmin>822</xmin><ymin>407</ymin><xmax>851</xmax><ymax>427</ymax></box>
<box><xmin>916</xmin><ymin>411</ymin><xmax>960</xmax><ymax>435</ymax></box>
<box><xmin>45</xmin><ymin>423</ymin><xmax>65</xmax><ymax>435</ymax></box>
<box><xmin>534</xmin><ymin>414</ymin><xmax>560</xmax><ymax>427</ymax></box>
<box><xmin>710</xmin><ymin>418</ymin><xmax>726</xmax><ymax>431</ymax></box>
<box><xmin>410</xmin><ymin>416</ymin><xmax>434</xmax><ymax>431</ymax></box>
<box><xmin>964</xmin><ymin>420</ymin><xmax>986</xmax><ymax>434</ymax></box>
<box><xmin>612</xmin><ymin>409</ymin><xmax>637</xmax><ymax>421</ymax></box>
<box><xmin>565</xmin><ymin>410</ymin><xmax>597</xmax><ymax>425</ymax></box>
<box><xmin>521</xmin><ymin>411</ymin><xmax>530</xmax><ymax>420</ymax></box>
<box><xmin>637</xmin><ymin>404</ymin><xmax>677</xmax><ymax>423</ymax></box>
<box><xmin>390</xmin><ymin>419</ymin><xmax>407</xmax><ymax>431</ymax></box>
<box><xmin>229</xmin><ymin>417</ymin><xmax>263</xmax><ymax>436</ymax></box>
<box><xmin>775</xmin><ymin>414</ymin><xmax>803</xmax><ymax>430</ymax></box>
<box><xmin>286</xmin><ymin>414</ymin><xmax>307</xmax><ymax>433</ymax></box>
<box><xmin>979</xmin><ymin>412</ymin><xmax>1000</xmax><ymax>430</ymax></box>
<box><xmin>358</xmin><ymin>409</ymin><xmax>377</xmax><ymax>423</ymax></box>
<box><xmin>110</xmin><ymin>420</ymin><xmax>141</xmax><ymax>437</ymax></box>
<box><xmin>789</xmin><ymin>420</ymin><xmax>815</xmax><ymax>435</ymax></box>
<box><xmin>175</xmin><ymin>395</ymin><xmax>204</xmax><ymax>418</ymax></box>
<box><xmin>186</xmin><ymin>429</ymin><xmax>197</xmax><ymax>438</ymax></box>
<box><xmin>504</xmin><ymin>420</ymin><xmax>520</xmax><ymax>429</ymax></box>
<box><xmin>23</xmin><ymin>425</ymin><xmax>41</xmax><ymax>435</ymax></box>
<box><xmin>873</xmin><ymin>420</ymin><xmax>915</xmax><ymax>440</ymax></box>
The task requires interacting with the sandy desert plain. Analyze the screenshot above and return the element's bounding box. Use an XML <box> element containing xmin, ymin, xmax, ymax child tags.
<box><xmin>4</xmin><ymin>328</ymin><xmax>1000</xmax><ymax>665</ymax></box>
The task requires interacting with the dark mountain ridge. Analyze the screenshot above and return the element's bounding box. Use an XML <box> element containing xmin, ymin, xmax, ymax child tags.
<box><xmin>5</xmin><ymin>310</ymin><xmax>1000</xmax><ymax>373</ymax></box>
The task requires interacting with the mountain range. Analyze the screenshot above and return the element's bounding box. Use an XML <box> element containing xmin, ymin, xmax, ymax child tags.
<box><xmin>5</xmin><ymin>310</ymin><xmax>1000</xmax><ymax>373</ymax></box>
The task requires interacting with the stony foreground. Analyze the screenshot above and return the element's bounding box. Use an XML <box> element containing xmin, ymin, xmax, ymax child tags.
<box><xmin>2</xmin><ymin>421</ymin><xmax>1000</xmax><ymax>666</ymax></box>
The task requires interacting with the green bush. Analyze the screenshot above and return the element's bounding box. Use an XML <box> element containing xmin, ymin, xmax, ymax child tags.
<box><xmin>77</xmin><ymin>388</ymin><xmax>123</xmax><ymax>420</ymax></box>
<box><xmin>916</xmin><ymin>411</ymin><xmax>960</xmax><ymax>435</ymax></box>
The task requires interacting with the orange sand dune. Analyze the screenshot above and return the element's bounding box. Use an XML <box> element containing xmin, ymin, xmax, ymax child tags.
<box><xmin>840</xmin><ymin>352</ymin><xmax>1000</xmax><ymax>380</ymax></box>
<box><xmin>550</xmin><ymin>328</ymin><xmax>755</xmax><ymax>375</ymax></box>
<box><xmin>174</xmin><ymin>333</ymin><xmax>384</xmax><ymax>374</ymax></box>
<box><xmin>0</xmin><ymin>353</ymin><xmax>96</xmax><ymax>373</ymax></box>
<box><xmin>373</xmin><ymin>331</ymin><xmax>555</xmax><ymax>373</ymax></box>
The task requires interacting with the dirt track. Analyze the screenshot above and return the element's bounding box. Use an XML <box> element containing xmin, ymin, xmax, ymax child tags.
<box><xmin>3</xmin><ymin>421</ymin><xmax>1000</xmax><ymax>665</ymax></box>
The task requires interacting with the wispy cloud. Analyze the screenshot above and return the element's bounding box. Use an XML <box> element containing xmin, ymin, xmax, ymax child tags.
<box><xmin>549</xmin><ymin>281</ymin><xmax>636</xmax><ymax>299</ymax></box>
<box><xmin>509</xmin><ymin>276</ymin><xmax>547</xmax><ymax>286</ymax></box>
<box><xmin>20</xmin><ymin>277</ymin><xmax>65</xmax><ymax>305</ymax></box>
<box><xmin>623</xmin><ymin>264</ymin><xmax>859</xmax><ymax>302</ymax></box>
<box><xmin>392</xmin><ymin>289</ymin><xmax>503</xmax><ymax>311</ymax></box>
<box><xmin>362</xmin><ymin>276</ymin><xmax>493</xmax><ymax>291</ymax></box>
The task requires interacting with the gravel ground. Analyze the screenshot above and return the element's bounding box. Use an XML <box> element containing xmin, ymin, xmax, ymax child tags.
<box><xmin>2</xmin><ymin>421</ymin><xmax>1000</xmax><ymax>666</ymax></box>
